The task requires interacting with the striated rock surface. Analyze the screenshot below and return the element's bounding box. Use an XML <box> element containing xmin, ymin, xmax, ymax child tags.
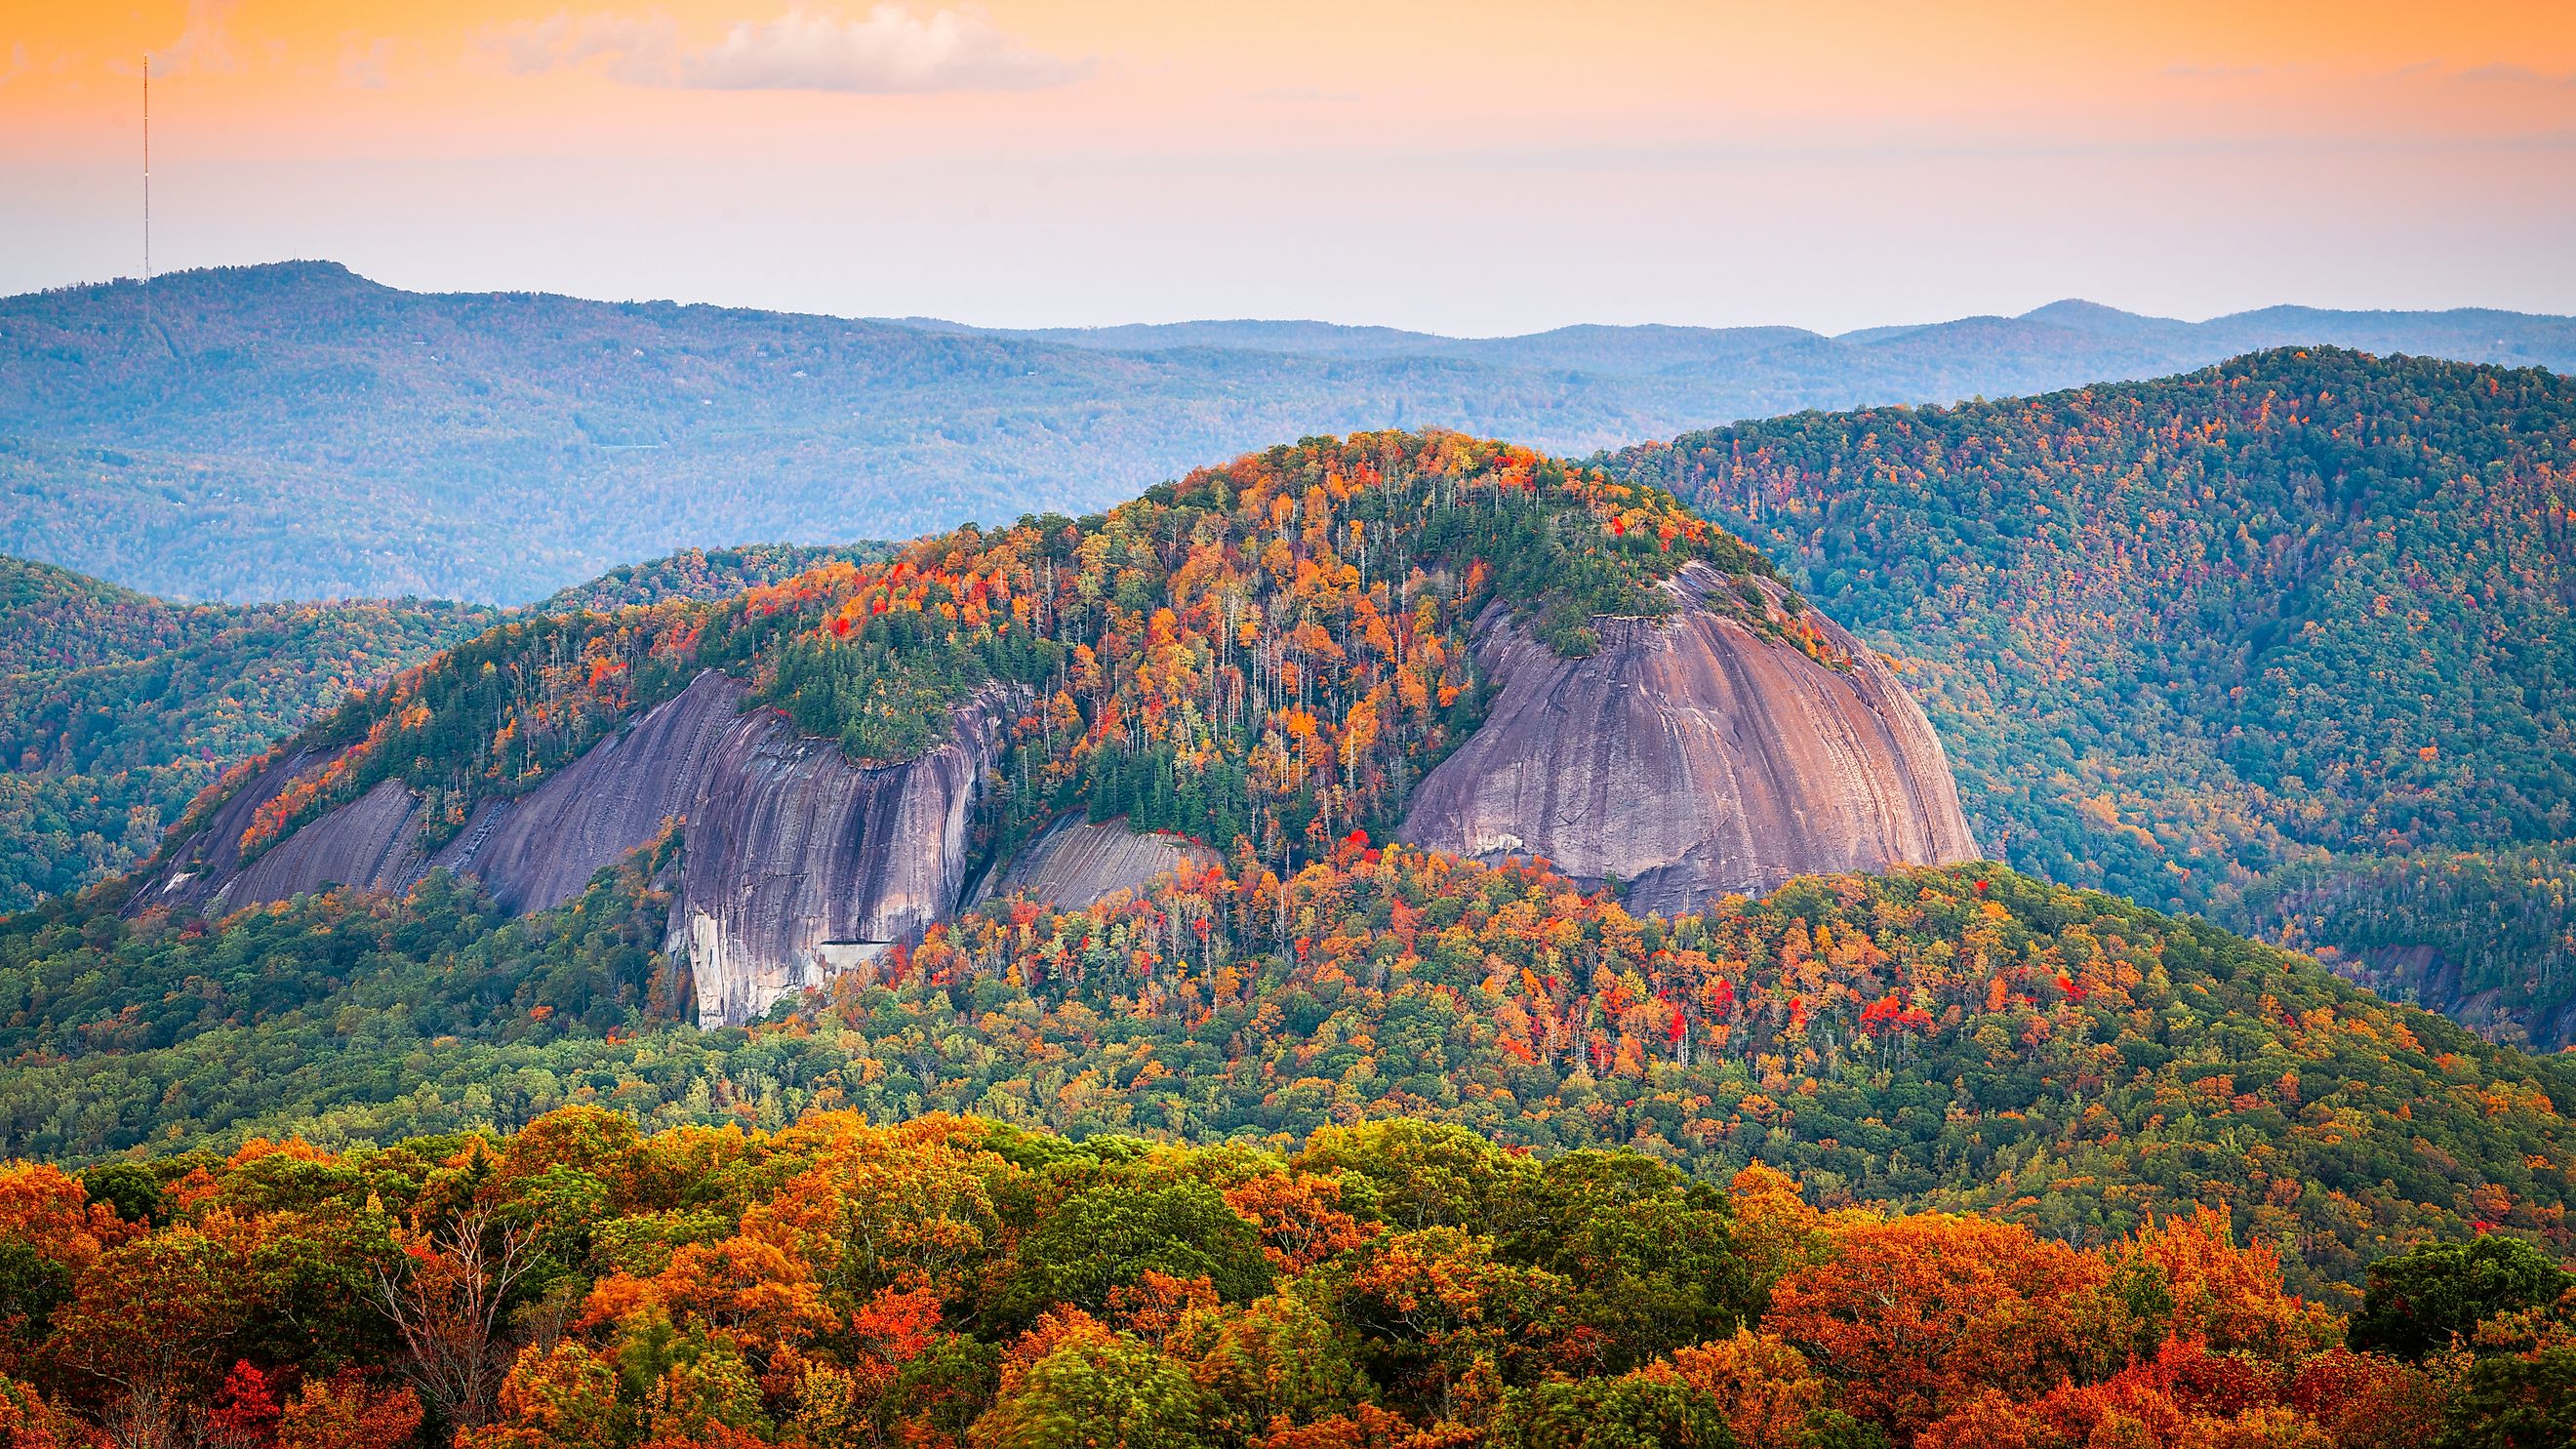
<box><xmin>135</xmin><ymin>669</ymin><xmax>1014</xmax><ymax>1026</ymax></box>
<box><xmin>139</xmin><ymin>559</ymin><xmax>1974</xmax><ymax>1023</ymax></box>
<box><xmin>973</xmin><ymin>816</ymin><xmax>1220</xmax><ymax>910</ymax></box>
<box><xmin>631</xmin><ymin>674</ymin><xmax>1011</xmax><ymax>1027</ymax></box>
<box><xmin>1397</xmin><ymin>562</ymin><xmax>1977</xmax><ymax>916</ymax></box>
<box><xmin>141</xmin><ymin>750</ymin><xmax>425</xmax><ymax>915</ymax></box>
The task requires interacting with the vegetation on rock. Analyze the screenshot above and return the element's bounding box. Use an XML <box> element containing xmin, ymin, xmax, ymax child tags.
<box><xmin>0</xmin><ymin>546</ymin><xmax>893</xmax><ymax>911</ymax></box>
<box><xmin>200</xmin><ymin>431</ymin><xmax>1779</xmax><ymax>878</ymax></box>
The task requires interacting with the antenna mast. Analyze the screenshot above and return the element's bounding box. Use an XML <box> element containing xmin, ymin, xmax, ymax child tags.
<box><xmin>142</xmin><ymin>55</ymin><xmax>151</xmax><ymax>282</ymax></box>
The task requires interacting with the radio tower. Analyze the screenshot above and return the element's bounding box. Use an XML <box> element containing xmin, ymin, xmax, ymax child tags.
<box><xmin>142</xmin><ymin>54</ymin><xmax>151</xmax><ymax>282</ymax></box>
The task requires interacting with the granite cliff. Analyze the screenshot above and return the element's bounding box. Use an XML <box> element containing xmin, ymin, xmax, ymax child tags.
<box><xmin>127</xmin><ymin>432</ymin><xmax>1983</xmax><ymax>1029</ymax></box>
<box><xmin>971</xmin><ymin>815</ymin><xmax>1220</xmax><ymax>910</ymax></box>
<box><xmin>1397</xmin><ymin>562</ymin><xmax>1977</xmax><ymax>914</ymax></box>
<box><xmin>134</xmin><ymin>574</ymin><xmax>1976</xmax><ymax>1022</ymax></box>
<box><xmin>139</xmin><ymin>670</ymin><xmax>1012</xmax><ymax>1025</ymax></box>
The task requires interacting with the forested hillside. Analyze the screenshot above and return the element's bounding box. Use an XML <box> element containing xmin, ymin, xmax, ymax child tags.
<box><xmin>1605</xmin><ymin>349</ymin><xmax>2576</xmax><ymax>1046</ymax></box>
<box><xmin>527</xmin><ymin>543</ymin><xmax>887</xmax><ymax>615</ymax></box>
<box><xmin>14</xmin><ymin>848</ymin><xmax>2572</xmax><ymax>1305</ymax></box>
<box><xmin>9</xmin><ymin>262</ymin><xmax>2572</xmax><ymax>603</ymax></box>
<box><xmin>181</xmin><ymin>432</ymin><xmax>1777</xmax><ymax>892</ymax></box>
<box><xmin>0</xmin><ymin>556</ymin><xmax>496</xmax><ymax>908</ymax></box>
<box><xmin>0</xmin><ymin>546</ymin><xmax>885</xmax><ymax>910</ymax></box>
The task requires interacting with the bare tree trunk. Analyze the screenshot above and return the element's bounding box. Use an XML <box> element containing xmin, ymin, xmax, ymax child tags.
<box><xmin>372</xmin><ymin>1204</ymin><xmax>534</xmax><ymax>1436</ymax></box>
<box><xmin>99</xmin><ymin>1386</ymin><xmax>181</xmax><ymax>1449</ymax></box>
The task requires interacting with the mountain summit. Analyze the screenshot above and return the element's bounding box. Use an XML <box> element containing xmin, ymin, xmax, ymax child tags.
<box><xmin>130</xmin><ymin>432</ymin><xmax>1975</xmax><ymax>1023</ymax></box>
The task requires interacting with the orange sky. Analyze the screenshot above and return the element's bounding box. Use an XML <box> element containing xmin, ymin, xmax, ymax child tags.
<box><xmin>4</xmin><ymin>1</ymin><xmax>2572</xmax><ymax>330</ymax></box>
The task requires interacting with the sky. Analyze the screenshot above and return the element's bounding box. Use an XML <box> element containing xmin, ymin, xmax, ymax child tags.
<box><xmin>3</xmin><ymin>1</ymin><xmax>2573</xmax><ymax>334</ymax></box>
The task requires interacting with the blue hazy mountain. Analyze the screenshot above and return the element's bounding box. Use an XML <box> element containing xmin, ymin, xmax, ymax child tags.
<box><xmin>6</xmin><ymin>260</ymin><xmax>2567</xmax><ymax>603</ymax></box>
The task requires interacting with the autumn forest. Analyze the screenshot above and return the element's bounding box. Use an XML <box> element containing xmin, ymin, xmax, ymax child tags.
<box><xmin>0</xmin><ymin>366</ymin><xmax>2568</xmax><ymax>1448</ymax></box>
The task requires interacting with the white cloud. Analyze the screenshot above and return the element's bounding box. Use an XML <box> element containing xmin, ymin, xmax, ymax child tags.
<box><xmin>484</xmin><ymin>5</ymin><xmax>1088</xmax><ymax>95</ymax></box>
<box><xmin>486</xmin><ymin>12</ymin><xmax>681</xmax><ymax>85</ymax></box>
<box><xmin>2456</xmin><ymin>62</ymin><xmax>2576</xmax><ymax>89</ymax></box>
<box><xmin>686</xmin><ymin>4</ymin><xmax>1086</xmax><ymax>92</ymax></box>
<box><xmin>157</xmin><ymin>0</ymin><xmax>246</xmax><ymax>77</ymax></box>
<box><xmin>340</xmin><ymin>36</ymin><xmax>400</xmax><ymax>91</ymax></box>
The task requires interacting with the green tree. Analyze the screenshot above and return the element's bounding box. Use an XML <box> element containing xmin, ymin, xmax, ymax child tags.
<box><xmin>2438</xmin><ymin>1345</ymin><xmax>2576</xmax><ymax>1449</ymax></box>
<box><xmin>1491</xmin><ymin>1373</ymin><xmax>1737</xmax><ymax>1449</ymax></box>
<box><xmin>996</xmin><ymin>1183</ymin><xmax>1271</xmax><ymax>1325</ymax></box>
<box><xmin>1497</xmin><ymin>1149</ymin><xmax>1751</xmax><ymax>1371</ymax></box>
<box><xmin>1291</xmin><ymin>1119</ymin><xmax>1536</xmax><ymax>1232</ymax></box>
<box><xmin>982</xmin><ymin>1334</ymin><xmax>1208</xmax><ymax>1449</ymax></box>
<box><xmin>2350</xmin><ymin>1238</ymin><xmax>2575</xmax><ymax>1360</ymax></box>
<box><xmin>0</xmin><ymin>1244</ymin><xmax>68</xmax><ymax>1345</ymax></box>
<box><xmin>1171</xmin><ymin>1289</ymin><xmax>1375</xmax><ymax>1440</ymax></box>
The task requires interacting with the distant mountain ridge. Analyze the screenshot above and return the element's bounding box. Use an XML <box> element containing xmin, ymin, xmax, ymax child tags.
<box><xmin>926</xmin><ymin>300</ymin><xmax>2576</xmax><ymax>378</ymax></box>
<box><xmin>6</xmin><ymin>261</ymin><xmax>2568</xmax><ymax>604</ymax></box>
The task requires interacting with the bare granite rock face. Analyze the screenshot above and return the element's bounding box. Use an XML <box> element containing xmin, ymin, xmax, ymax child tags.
<box><xmin>134</xmin><ymin>669</ymin><xmax>1014</xmax><ymax>1026</ymax></box>
<box><xmin>138</xmin><ymin>749</ymin><xmax>424</xmax><ymax>916</ymax></box>
<box><xmin>2314</xmin><ymin>943</ymin><xmax>2576</xmax><ymax>1053</ymax></box>
<box><xmin>136</xmin><ymin>559</ymin><xmax>1975</xmax><ymax>1025</ymax></box>
<box><xmin>1397</xmin><ymin>562</ymin><xmax>1978</xmax><ymax>916</ymax></box>
<box><xmin>624</xmin><ymin>674</ymin><xmax>1011</xmax><ymax>1027</ymax></box>
<box><xmin>972</xmin><ymin>816</ymin><xmax>1220</xmax><ymax>910</ymax></box>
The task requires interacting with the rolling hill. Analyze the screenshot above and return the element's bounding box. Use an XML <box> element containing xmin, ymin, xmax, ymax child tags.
<box><xmin>1604</xmin><ymin>348</ymin><xmax>2576</xmax><ymax>1047</ymax></box>
<box><xmin>0</xmin><ymin>428</ymin><xmax>2570</xmax><ymax>1447</ymax></box>
<box><xmin>127</xmin><ymin>432</ymin><xmax>1977</xmax><ymax>1031</ymax></box>
<box><xmin>0</xmin><ymin>555</ymin><xmax>497</xmax><ymax>909</ymax></box>
<box><xmin>8</xmin><ymin>261</ymin><xmax>2571</xmax><ymax>604</ymax></box>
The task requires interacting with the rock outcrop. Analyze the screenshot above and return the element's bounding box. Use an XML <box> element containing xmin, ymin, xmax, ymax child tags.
<box><xmin>2313</xmin><ymin>943</ymin><xmax>2576</xmax><ymax>1053</ymax></box>
<box><xmin>1397</xmin><ymin>563</ymin><xmax>1977</xmax><ymax>915</ymax></box>
<box><xmin>973</xmin><ymin>816</ymin><xmax>1219</xmax><ymax>910</ymax></box>
<box><xmin>140</xmin><ymin>751</ymin><xmax>428</xmax><ymax>913</ymax></box>
<box><xmin>139</xmin><ymin>560</ymin><xmax>1980</xmax><ymax>1025</ymax></box>
<box><xmin>136</xmin><ymin>670</ymin><xmax>1013</xmax><ymax>1026</ymax></box>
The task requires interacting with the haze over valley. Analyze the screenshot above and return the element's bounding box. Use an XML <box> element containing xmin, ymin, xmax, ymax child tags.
<box><xmin>8</xmin><ymin>261</ymin><xmax>2572</xmax><ymax>603</ymax></box>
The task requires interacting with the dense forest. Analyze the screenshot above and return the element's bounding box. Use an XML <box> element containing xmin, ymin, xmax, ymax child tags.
<box><xmin>1605</xmin><ymin>349</ymin><xmax>2576</xmax><ymax>1044</ymax></box>
<box><xmin>0</xmin><ymin>547</ymin><xmax>886</xmax><ymax>911</ymax></box>
<box><xmin>0</xmin><ymin>1059</ymin><xmax>2564</xmax><ymax>1445</ymax></box>
<box><xmin>192</xmin><ymin>432</ymin><xmax>1783</xmax><ymax>886</ymax></box>
<box><xmin>0</xmin><ymin>556</ymin><xmax>497</xmax><ymax>909</ymax></box>
<box><xmin>11</xmin><ymin>846</ymin><xmax>2572</xmax><ymax>1303</ymax></box>
<box><xmin>9</xmin><ymin>262</ymin><xmax>2572</xmax><ymax>602</ymax></box>
<box><xmin>2233</xmin><ymin>847</ymin><xmax>2576</xmax><ymax>1048</ymax></box>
